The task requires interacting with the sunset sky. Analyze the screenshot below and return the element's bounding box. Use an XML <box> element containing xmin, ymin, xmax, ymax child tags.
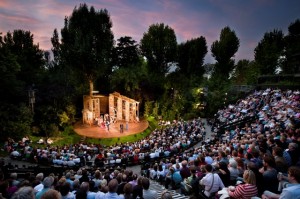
<box><xmin>0</xmin><ymin>0</ymin><xmax>299</xmax><ymax>63</ymax></box>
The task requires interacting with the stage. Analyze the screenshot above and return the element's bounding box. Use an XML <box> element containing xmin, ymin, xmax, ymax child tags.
<box><xmin>73</xmin><ymin>120</ymin><xmax>149</xmax><ymax>138</ymax></box>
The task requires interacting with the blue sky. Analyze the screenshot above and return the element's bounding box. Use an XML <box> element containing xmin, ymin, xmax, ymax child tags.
<box><xmin>0</xmin><ymin>0</ymin><xmax>299</xmax><ymax>63</ymax></box>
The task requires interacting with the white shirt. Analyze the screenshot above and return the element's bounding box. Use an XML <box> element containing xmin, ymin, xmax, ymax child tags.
<box><xmin>200</xmin><ymin>173</ymin><xmax>225</xmax><ymax>197</ymax></box>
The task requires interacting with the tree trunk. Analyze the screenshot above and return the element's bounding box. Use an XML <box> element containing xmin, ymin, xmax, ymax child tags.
<box><xmin>89</xmin><ymin>80</ymin><xmax>94</xmax><ymax>96</ymax></box>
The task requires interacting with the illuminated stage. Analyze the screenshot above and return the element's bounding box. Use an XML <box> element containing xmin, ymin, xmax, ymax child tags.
<box><xmin>73</xmin><ymin>120</ymin><xmax>149</xmax><ymax>138</ymax></box>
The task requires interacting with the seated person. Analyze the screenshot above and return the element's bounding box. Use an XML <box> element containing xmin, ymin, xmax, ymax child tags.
<box><xmin>227</xmin><ymin>169</ymin><xmax>258</xmax><ymax>199</ymax></box>
<box><xmin>262</xmin><ymin>166</ymin><xmax>300</xmax><ymax>199</ymax></box>
<box><xmin>200</xmin><ymin>164</ymin><xmax>225</xmax><ymax>198</ymax></box>
<box><xmin>165</xmin><ymin>166</ymin><xmax>182</xmax><ymax>189</ymax></box>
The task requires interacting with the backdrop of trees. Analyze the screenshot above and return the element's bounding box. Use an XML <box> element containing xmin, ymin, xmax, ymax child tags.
<box><xmin>0</xmin><ymin>3</ymin><xmax>299</xmax><ymax>140</ymax></box>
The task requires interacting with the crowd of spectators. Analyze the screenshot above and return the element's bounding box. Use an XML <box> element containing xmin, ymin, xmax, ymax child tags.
<box><xmin>1</xmin><ymin>115</ymin><xmax>207</xmax><ymax>199</ymax></box>
<box><xmin>1</xmin><ymin>88</ymin><xmax>300</xmax><ymax>199</ymax></box>
<box><xmin>142</xmin><ymin>88</ymin><xmax>300</xmax><ymax>199</ymax></box>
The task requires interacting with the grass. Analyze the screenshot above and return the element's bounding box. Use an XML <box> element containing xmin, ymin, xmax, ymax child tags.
<box><xmin>29</xmin><ymin>116</ymin><xmax>157</xmax><ymax>147</ymax></box>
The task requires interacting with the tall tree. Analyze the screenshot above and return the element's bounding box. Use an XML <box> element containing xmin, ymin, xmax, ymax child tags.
<box><xmin>232</xmin><ymin>59</ymin><xmax>251</xmax><ymax>84</ymax></box>
<box><xmin>110</xmin><ymin>36</ymin><xmax>146</xmax><ymax>98</ymax></box>
<box><xmin>211</xmin><ymin>26</ymin><xmax>240</xmax><ymax>79</ymax></box>
<box><xmin>59</xmin><ymin>3</ymin><xmax>114</xmax><ymax>95</ymax></box>
<box><xmin>0</xmin><ymin>31</ymin><xmax>38</xmax><ymax>140</ymax></box>
<box><xmin>111</xmin><ymin>36</ymin><xmax>140</xmax><ymax>69</ymax></box>
<box><xmin>3</xmin><ymin>30</ymin><xmax>45</xmax><ymax>87</ymax></box>
<box><xmin>282</xmin><ymin>19</ymin><xmax>300</xmax><ymax>74</ymax></box>
<box><xmin>177</xmin><ymin>37</ymin><xmax>208</xmax><ymax>78</ymax></box>
<box><xmin>254</xmin><ymin>29</ymin><xmax>284</xmax><ymax>74</ymax></box>
<box><xmin>140</xmin><ymin>23</ymin><xmax>177</xmax><ymax>75</ymax></box>
<box><xmin>140</xmin><ymin>23</ymin><xmax>177</xmax><ymax>101</ymax></box>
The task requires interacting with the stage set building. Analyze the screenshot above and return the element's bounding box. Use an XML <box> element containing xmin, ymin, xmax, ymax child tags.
<box><xmin>82</xmin><ymin>92</ymin><xmax>139</xmax><ymax>125</ymax></box>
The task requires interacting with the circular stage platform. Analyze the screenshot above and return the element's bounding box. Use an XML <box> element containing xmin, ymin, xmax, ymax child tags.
<box><xmin>73</xmin><ymin>120</ymin><xmax>149</xmax><ymax>138</ymax></box>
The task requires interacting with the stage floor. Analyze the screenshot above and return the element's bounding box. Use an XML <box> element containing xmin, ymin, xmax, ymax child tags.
<box><xmin>73</xmin><ymin>120</ymin><xmax>149</xmax><ymax>138</ymax></box>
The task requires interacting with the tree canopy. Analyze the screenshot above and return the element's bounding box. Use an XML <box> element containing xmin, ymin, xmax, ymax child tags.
<box><xmin>254</xmin><ymin>29</ymin><xmax>284</xmax><ymax>75</ymax></box>
<box><xmin>140</xmin><ymin>23</ymin><xmax>178</xmax><ymax>76</ymax></box>
<box><xmin>211</xmin><ymin>26</ymin><xmax>240</xmax><ymax>79</ymax></box>
<box><xmin>177</xmin><ymin>37</ymin><xmax>208</xmax><ymax>78</ymax></box>
<box><xmin>59</xmin><ymin>3</ymin><xmax>114</xmax><ymax>94</ymax></box>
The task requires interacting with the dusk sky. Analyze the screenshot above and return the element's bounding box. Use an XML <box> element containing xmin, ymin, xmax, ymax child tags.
<box><xmin>0</xmin><ymin>0</ymin><xmax>299</xmax><ymax>63</ymax></box>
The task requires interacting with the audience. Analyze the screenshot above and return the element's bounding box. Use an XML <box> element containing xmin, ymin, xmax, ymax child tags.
<box><xmin>1</xmin><ymin>88</ymin><xmax>299</xmax><ymax>199</ymax></box>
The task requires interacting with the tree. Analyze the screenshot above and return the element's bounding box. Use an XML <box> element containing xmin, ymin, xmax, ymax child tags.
<box><xmin>110</xmin><ymin>36</ymin><xmax>147</xmax><ymax>100</ymax></box>
<box><xmin>254</xmin><ymin>29</ymin><xmax>285</xmax><ymax>74</ymax></box>
<box><xmin>59</xmin><ymin>3</ymin><xmax>114</xmax><ymax>96</ymax></box>
<box><xmin>0</xmin><ymin>30</ymin><xmax>44</xmax><ymax>141</ymax></box>
<box><xmin>211</xmin><ymin>26</ymin><xmax>240</xmax><ymax>79</ymax></box>
<box><xmin>177</xmin><ymin>37</ymin><xmax>207</xmax><ymax>78</ymax></box>
<box><xmin>140</xmin><ymin>23</ymin><xmax>177</xmax><ymax>101</ymax></box>
<box><xmin>232</xmin><ymin>59</ymin><xmax>251</xmax><ymax>84</ymax></box>
<box><xmin>282</xmin><ymin>19</ymin><xmax>300</xmax><ymax>74</ymax></box>
<box><xmin>111</xmin><ymin>36</ymin><xmax>140</xmax><ymax>69</ymax></box>
<box><xmin>2</xmin><ymin>30</ymin><xmax>45</xmax><ymax>86</ymax></box>
<box><xmin>140</xmin><ymin>23</ymin><xmax>177</xmax><ymax>75</ymax></box>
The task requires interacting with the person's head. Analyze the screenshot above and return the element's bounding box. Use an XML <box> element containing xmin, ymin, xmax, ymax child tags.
<box><xmin>80</xmin><ymin>182</ymin><xmax>90</xmax><ymax>193</ymax></box>
<box><xmin>272</xmin><ymin>146</ymin><xmax>283</xmax><ymax>157</ymax></box>
<box><xmin>43</xmin><ymin>176</ymin><xmax>54</xmax><ymax>189</ymax></box>
<box><xmin>94</xmin><ymin>170</ymin><xmax>101</xmax><ymax>179</ymax></box>
<box><xmin>288</xmin><ymin>166</ymin><xmax>300</xmax><ymax>183</ymax></box>
<box><xmin>181</xmin><ymin>160</ymin><xmax>188</xmax><ymax>167</ymax></box>
<box><xmin>108</xmin><ymin>179</ymin><xmax>118</xmax><ymax>193</ymax></box>
<box><xmin>73</xmin><ymin>179</ymin><xmax>80</xmax><ymax>190</ymax></box>
<box><xmin>11</xmin><ymin>186</ymin><xmax>35</xmax><ymax>199</ymax></box>
<box><xmin>218</xmin><ymin>161</ymin><xmax>228</xmax><ymax>171</ymax></box>
<box><xmin>161</xmin><ymin>190</ymin><xmax>173</xmax><ymax>199</ymax></box>
<box><xmin>229</xmin><ymin>159</ymin><xmax>237</xmax><ymax>169</ymax></box>
<box><xmin>59</xmin><ymin>182</ymin><xmax>71</xmax><ymax>197</ymax></box>
<box><xmin>189</xmin><ymin>165</ymin><xmax>196</xmax><ymax>175</ymax></box>
<box><xmin>65</xmin><ymin>172</ymin><xmax>71</xmax><ymax>179</ymax></box>
<box><xmin>205</xmin><ymin>164</ymin><xmax>213</xmax><ymax>173</ymax></box>
<box><xmin>10</xmin><ymin>173</ymin><xmax>18</xmax><ymax>180</ymax></box>
<box><xmin>75</xmin><ymin>189</ymin><xmax>87</xmax><ymax>199</ymax></box>
<box><xmin>132</xmin><ymin>174</ymin><xmax>138</xmax><ymax>181</ymax></box>
<box><xmin>169</xmin><ymin>167</ymin><xmax>175</xmax><ymax>174</ymax></box>
<box><xmin>247</xmin><ymin>161</ymin><xmax>258</xmax><ymax>171</ymax></box>
<box><xmin>142</xmin><ymin>177</ymin><xmax>150</xmax><ymax>190</ymax></box>
<box><xmin>36</xmin><ymin>173</ymin><xmax>44</xmax><ymax>182</ymax></box>
<box><xmin>123</xmin><ymin>183</ymin><xmax>133</xmax><ymax>195</ymax></box>
<box><xmin>41</xmin><ymin>189</ymin><xmax>60</xmax><ymax>199</ymax></box>
<box><xmin>263</xmin><ymin>155</ymin><xmax>276</xmax><ymax>168</ymax></box>
<box><xmin>82</xmin><ymin>169</ymin><xmax>88</xmax><ymax>176</ymax></box>
<box><xmin>288</xmin><ymin>142</ymin><xmax>298</xmax><ymax>151</ymax></box>
<box><xmin>243</xmin><ymin>170</ymin><xmax>256</xmax><ymax>185</ymax></box>
<box><xmin>137</xmin><ymin>176</ymin><xmax>144</xmax><ymax>186</ymax></box>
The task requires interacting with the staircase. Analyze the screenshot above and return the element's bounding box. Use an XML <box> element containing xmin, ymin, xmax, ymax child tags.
<box><xmin>149</xmin><ymin>180</ymin><xmax>189</xmax><ymax>199</ymax></box>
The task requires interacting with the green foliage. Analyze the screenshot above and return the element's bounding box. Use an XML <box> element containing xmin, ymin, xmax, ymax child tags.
<box><xmin>282</xmin><ymin>19</ymin><xmax>300</xmax><ymax>74</ymax></box>
<box><xmin>211</xmin><ymin>26</ymin><xmax>240</xmax><ymax>79</ymax></box>
<box><xmin>0</xmin><ymin>30</ymin><xmax>45</xmax><ymax>141</ymax></box>
<box><xmin>110</xmin><ymin>37</ymin><xmax>147</xmax><ymax>99</ymax></box>
<box><xmin>3</xmin><ymin>30</ymin><xmax>46</xmax><ymax>85</ymax></box>
<box><xmin>139</xmin><ymin>23</ymin><xmax>177</xmax><ymax>101</ymax></box>
<box><xmin>177</xmin><ymin>37</ymin><xmax>208</xmax><ymax>77</ymax></box>
<box><xmin>0</xmin><ymin>103</ymin><xmax>33</xmax><ymax>141</ymax></box>
<box><xmin>140</xmin><ymin>23</ymin><xmax>178</xmax><ymax>75</ymax></box>
<box><xmin>254</xmin><ymin>29</ymin><xmax>285</xmax><ymax>75</ymax></box>
<box><xmin>57</xmin><ymin>105</ymin><xmax>77</xmax><ymax>127</ymax></box>
<box><xmin>59</xmin><ymin>3</ymin><xmax>114</xmax><ymax>90</ymax></box>
<box><xmin>144</xmin><ymin>101</ymin><xmax>153</xmax><ymax>117</ymax></box>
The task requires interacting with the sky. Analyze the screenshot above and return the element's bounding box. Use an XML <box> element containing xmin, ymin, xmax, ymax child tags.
<box><xmin>0</xmin><ymin>0</ymin><xmax>299</xmax><ymax>63</ymax></box>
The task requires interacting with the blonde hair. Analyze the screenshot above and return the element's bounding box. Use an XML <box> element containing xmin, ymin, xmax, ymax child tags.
<box><xmin>243</xmin><ymin>170</ymin><xmax>256</xmax><ymax>185</ymax></box>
